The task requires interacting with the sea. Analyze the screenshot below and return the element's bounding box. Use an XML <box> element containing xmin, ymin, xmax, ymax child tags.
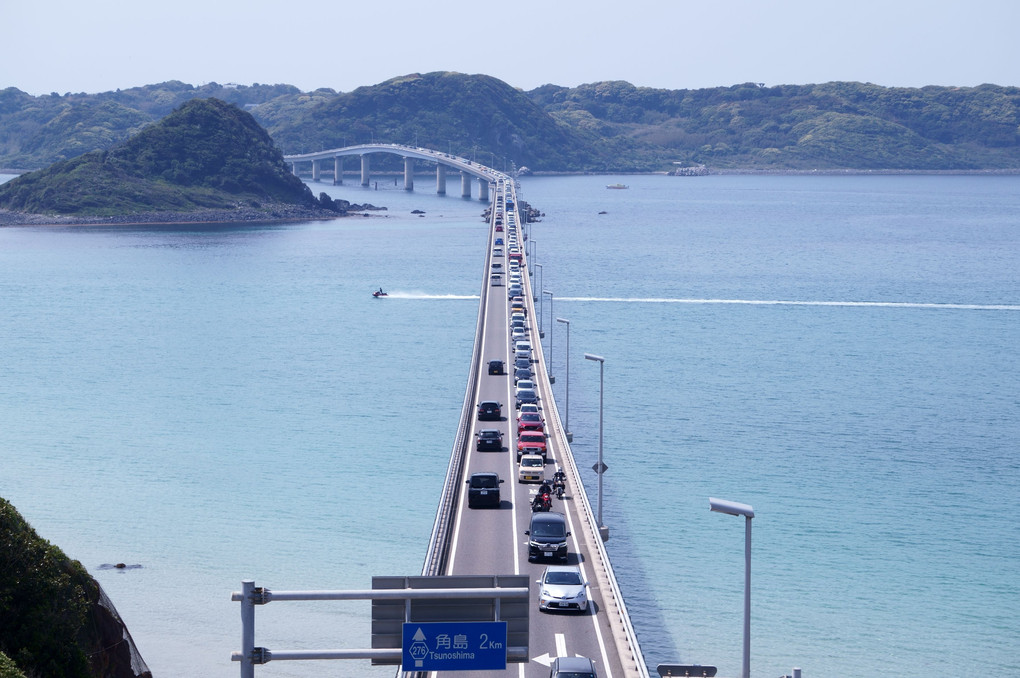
<box><xmin>1</xmin><ymin>172</ymin><xmax>1017</xmax><ymax>678</ymax></box>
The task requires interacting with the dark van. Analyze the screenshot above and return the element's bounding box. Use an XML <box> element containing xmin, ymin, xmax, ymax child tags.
<box><xmin>525</xmin><ymin>512</ymin><xmax>570</xmax><ymax>562</ymax></box>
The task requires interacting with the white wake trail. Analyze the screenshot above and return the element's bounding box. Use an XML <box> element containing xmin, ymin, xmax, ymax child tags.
<box><xmin>381</xmin><ymin>292</ymin><xmax>480</xmax><ymax>300</ymax></box>
<box><xmin>557</xmin><ymin>297</ymin><xmax>1020</xmax><ymax>311</ymax></box>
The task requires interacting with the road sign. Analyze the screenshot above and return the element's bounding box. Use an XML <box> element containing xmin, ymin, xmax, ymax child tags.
<box><xmin>402</xmin><ymin>621</ymin><xmax>507</xmax><ymax>671</ymax></box>
<box><xmin>593</xmin><ymin>461</ymin><xmax>608</xmax><ymax>474</ymax></box>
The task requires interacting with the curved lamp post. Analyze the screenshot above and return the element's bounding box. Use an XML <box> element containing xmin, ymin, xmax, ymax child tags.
<box><xmin>709</xmin><ymin>497</ymin><xmax>754</xmax><ymax>678</ymax></box>
<box><xmin>585</xmin><ymin>353</ymin><xmax>607</xmax><ymax>540</ymax></box>
<box><xmin>534</xmin><ymin>264</ymin><xmax>544</xmax><ymax>326</ymax></box>
<box><xmin>543</xmin><ymin>290</ymin><xmax>554</xmax><ymax>383</ymax></box>
<box><xmin>556</xmin><ymin>318</ymin><xmax>571</xmax><ymax>441</ymax></box>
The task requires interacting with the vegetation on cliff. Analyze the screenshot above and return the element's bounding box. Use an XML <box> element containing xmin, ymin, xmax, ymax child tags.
<box><xmin>2</xmin><ymin>74</ymin><xmax>1019</xmax><ymax>173</ymax></box>
<box><xmin>0</xmin><ymin>98</ymin><xmax>328</xmax><ymax>217</ymax></box>
<box><xmin>0</xmin><ymin>497</ymin><xmax>149</xmax><ymax>678</ymax></box>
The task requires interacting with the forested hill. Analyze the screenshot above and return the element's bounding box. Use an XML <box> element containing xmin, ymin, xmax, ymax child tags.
<box><xmin>2</xmin><ymin>74</ymin><xmax>1019</xmax><ymax>172</ymax></box>
<box><xmin>0</xmin><ymin>98</ymin><xmax>326</xmax><ymax>217</ymax></box>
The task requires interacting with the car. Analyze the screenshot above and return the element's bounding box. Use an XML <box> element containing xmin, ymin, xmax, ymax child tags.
<box><xmin>494</xmin><ymin>237</ymin><xmax>503</xmax><ymax>245</ymax></box>
<box><xmin>514</xmin><ymin>366</ymin><xmax>533</xmax><ymax>384</ymax></box>
<box><xmin>519</xmin><ymin>402</ymin><xmax>541</xmax><ymax>415</ymax></box>
<box><xmin>549</xmin><ymin>656</ymin><xmax>597</xmax><ymax>678</ymax></box>
<box><xmin>514</xmin><ymin>340</ymin><xmax>532</xmax><ymax>356</ymax></box>
<box><xmin>518</xmin><ymin>454</ymin><xmax>545</xmax><ymax>483</ymax></box>
<box><xmin>526</xmin><ymin>511</ymin><xmax>569</xmax><ymax>561</ymax></box>
<box><xmin>477</xmin><ymin>400</ymin><xmax>502</xmax><ymax>421</ymax></box>
<box><xmin>511</xmin><ymin>327</ymin><xmax>527</xmax><ymax>342</ymax></box>
<box><xmin>515</xmin><ymin>388</ymin><xmax>539</xmax><ymax>409</ymax></box>
<box><xmin>490</xmin><ymin>274</ymin><xmax>503</xmax><ymax>286</ymax></box>
<box><xmin>495</xmin><ymin>224</ymin><xmax>503</xmax><ymax>232</ymax></box>
<box><xmin>510</xmin><ymin>318</ymin><xmax>526</xmax><ymax>331</ymax></box>
<box><xmin>508</xmin><ymin>285</ymin><xmax>523</xmax><ymax>298</ymax></box>
<box><xmin>514</xmin><ymin>356</ymin><xmax>532</xmax><ymax>370</ymax></box>
<box><xmin>465</xmin><ymin>472</ymin><xmax>503</xmax><ymax>508</ymax></box>
<box><xmin>517</xmin><ymin>430</ymin><xmax>547</xmax><ymax>460</ymax></box>
<box><xmin>538</xmin><ymin>565</ymin><xmax>588</xmax><ymax>612</ymax></box>
<box><xmin>517</xmin><ymin>411</ymin><xmax>544</xmax><ymax>434</ymax></box>
<box><xmin>493</xmin><ymin>248</ymin><xmax>503</xmax><ymax>257</ymax></box>
<box><xmin>516</xmin><ymin>379</ymin><xmax>535</xmax><ymax>391</ymax></box>
<box><xmin>476</xmin><ymin>428</ymin><xmax>504</xmax><ymax>452</ymax></box>
<box><xmin>488</xmin><ymin>359</ymin><xmax>505</xmax><ymax>375</ymax></box>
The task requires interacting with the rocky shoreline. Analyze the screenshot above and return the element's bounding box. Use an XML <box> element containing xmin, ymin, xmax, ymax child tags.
<box><xmin>0</xmin><ymin>201</ymin><xmax>387</xmax><ymax>227</ymax></box>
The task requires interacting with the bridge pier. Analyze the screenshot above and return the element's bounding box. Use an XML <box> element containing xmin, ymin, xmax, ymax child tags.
<box><xmin>361</xmin><ymin>155</ymin><xmax>371</xmax><ymax>187</ymax></box>
<box><xmin>404</xmin><ymin>157</ymin><xmax>414</xmax><ymax>191</ymax></box>
<box><xmin>312</xmin><ymin>159</ymin><xmax>321</xmax><ymax>182</ymax></box>
<box><xmin>334</xmin><ymin>156</ymin><xmax>343</xmax><ymax>185</ymax></box>
<box><xmin>478</xmin><ymin>178</ymin><xmax>489</xmax><ymax>202</ymax></box>
<box><xmin>461</xmin><ymin>172</ymin><xmax>472</xmax><ymax>198</ymax></box>
<box><xmin>436</xmin><ymin>165</ymin><xmax>446</xmax><ymax>195</ymax></box>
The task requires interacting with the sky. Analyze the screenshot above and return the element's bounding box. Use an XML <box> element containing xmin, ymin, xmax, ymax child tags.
<box><xmin>4</xmin><ymin>0</ymin><xmax>1019</xmax><ymax>96</ymax></box>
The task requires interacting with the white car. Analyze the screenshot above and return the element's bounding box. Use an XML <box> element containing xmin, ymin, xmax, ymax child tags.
<box><xmin>518</xmin><ymin>454</ymin><xmax>545</xmax><ymax>483</ymax></box>
<box><xmin>516</xmin><ymin>379</ymin><xmax>535</xmax><ymax>392</ymax></box>
<box><xmin>519</xmin><ymin>403</ymin><xmax>541</xmax><ymax>416</ymax></box>
<box><xmin>538</xmin><ymin>565</ymin><xmax>589</xmax><ymax>612</ymax></box>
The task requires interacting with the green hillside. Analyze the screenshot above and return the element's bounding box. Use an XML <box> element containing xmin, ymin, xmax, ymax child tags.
<box><xmin>0</xmin><ymin>497</ymin><xmax>149</xmax><ymax>678</ymax></box>
<box><xmin>2</xmin><ymin>74</ymin><xmax>1019</xmax><ymax>172</ymax></box>
<box><xmin>0</xmin><ymin>98</ymin><xmax>324</xmax><ymax>217</ymax></box>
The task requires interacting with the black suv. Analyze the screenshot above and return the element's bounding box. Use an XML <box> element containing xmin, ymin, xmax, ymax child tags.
<box><xmin>488</xmin><ymin>359</ymin><xmax>505</xmax><ymax>375</ymax></box>
<box><xmin>526</xmin><ymin>512</ymin><xmax>570</xmax><ymax>562</ymax></box>
<box><xmin>466</xmin><ymin>472</ymin><xmax>503</xmax><ymax>509</ymax></box>
<box><xmin>477</xmin><ymin>401</ymin><xmax>502</xmax><ymax>421</ymax></box>
<box><xmin>476</xmin><ymin>429</ymin><xmax>503</xmax><ymax>451</ymax></box>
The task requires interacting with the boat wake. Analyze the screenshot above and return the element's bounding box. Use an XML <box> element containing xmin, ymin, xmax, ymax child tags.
<box><xmin>557</xmin><ymin>297</ymin><xmax>1020</xmax><ymax>311</ymax></box>
<box><xmin>380</xmin><ymin>292</ymin><xmax>480</xmax><ymax>300</ymax></box>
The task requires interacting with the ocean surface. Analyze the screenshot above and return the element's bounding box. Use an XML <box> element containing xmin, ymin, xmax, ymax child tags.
<box><xmin>1</xmin><ymin>172</ymin><xmax>1018</xmax><ymax>678</ymax></box>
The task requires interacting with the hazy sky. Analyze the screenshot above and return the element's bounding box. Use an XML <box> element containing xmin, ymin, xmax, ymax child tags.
<box><xmin>4</xmin><ymin>0</ymin><xmax>1018</xmax><ymax>96</ymax></box>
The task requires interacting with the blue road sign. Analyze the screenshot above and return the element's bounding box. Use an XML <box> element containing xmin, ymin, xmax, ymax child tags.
<box><xmin>402</xmin><ymin>621</ymin><xmax>507</xmax><ymax>671</ymax></box>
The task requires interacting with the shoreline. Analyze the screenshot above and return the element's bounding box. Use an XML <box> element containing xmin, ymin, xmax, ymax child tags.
<box><xmin>0</xmin><ymin>203</ymin><xmax>386</xmax><ymax>227</ymax></box>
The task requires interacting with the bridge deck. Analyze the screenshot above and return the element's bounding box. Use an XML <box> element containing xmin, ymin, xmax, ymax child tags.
<box><xmin>425</xmin><ymin>178</ymin><xmax>648</xmax><ymax>678</ymax></box>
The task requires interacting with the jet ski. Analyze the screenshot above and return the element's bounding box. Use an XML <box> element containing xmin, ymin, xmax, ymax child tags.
<box><xmin>372</xmin><ymin>288</ymin><xmax>388</xmax><ymax>298</ymax></box>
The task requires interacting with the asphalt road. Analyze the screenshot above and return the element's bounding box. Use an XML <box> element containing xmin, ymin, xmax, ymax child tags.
<box><xmin>436</xmin><ymin>188</ymin><xmax>633</xmax><ymax>678</ymax></box>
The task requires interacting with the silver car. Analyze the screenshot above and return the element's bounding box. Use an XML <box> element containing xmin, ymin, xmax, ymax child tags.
<box><xmin>539</xmin><ymin>565</ymin><xmax>589</xmax><ymax>612</ymax></box>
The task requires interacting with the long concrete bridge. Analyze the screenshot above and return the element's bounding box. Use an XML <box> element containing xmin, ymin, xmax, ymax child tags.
<box><xmin>418</xmin><ymin>175</ymin><xmax>650</xmax><ymax>678</ymax></box>
<box><xmin>233</xmin><ymin>166</ymin><xmax>654</xmax><ymax>678</ymax></box>
<box><xmin>284</xmin><ymin>143</ymin><xmax>501</xmax><ymax>200</ymax></box>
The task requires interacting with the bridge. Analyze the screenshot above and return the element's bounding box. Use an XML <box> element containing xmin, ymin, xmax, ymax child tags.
<box><xmin>234</xmin><ymin>167</ymin><xmax>653</xmax><ymax>678</ymax></box>
<box><xmin>284</xmin><ymin>144</ymin><xmax>501</xmax><ymax>200</ymax></box>
<box><xmin>414</xmin><ymin>173</ymin><xmax>649</xmax><ymax>677</ymax></box>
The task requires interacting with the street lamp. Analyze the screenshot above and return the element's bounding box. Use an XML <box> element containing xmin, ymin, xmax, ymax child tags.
<box><xmin>543</xmin><ymin>290</ymin><xmax>554</xmax><ymax>383</ymax></box>
<box><xmin>534</xmin><ymin>263</ymin><xmax>543</xmax><ymax>318</ymax></box>
<box><xmin>709</xmin><ymin>498</ymin><xmax>754</xmax><ymax>678</ymax></box>
<box><xmin>584</xmin><ymin>353</ymin><xmax>607</xmax><ymax>540</ymax></box>
<box><xmin>556</xmin><ymin>318</ymin><xmax>571</xmax><ymax>441</ymax></box>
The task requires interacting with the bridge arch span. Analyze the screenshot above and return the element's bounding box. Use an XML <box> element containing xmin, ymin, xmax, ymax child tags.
<box><xmin>284</xmin><ymin>143</ymin><xmax>505</xmax><ymax>200</ymax></box>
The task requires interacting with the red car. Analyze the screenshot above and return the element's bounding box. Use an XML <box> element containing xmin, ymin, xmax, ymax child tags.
<box><xmin>517</xmin><ymin>431</ymin><xmax>547</xmax><ymax>460</ymax></box>
<box><xmin>517</xmin><ymin>411</ymin><xmax>545</xmax><ymax>435</ymax></box>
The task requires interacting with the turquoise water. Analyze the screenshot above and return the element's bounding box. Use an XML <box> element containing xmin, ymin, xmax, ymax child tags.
<box><xmin>1</xmin><ymin>174</ymin><xmax>1018</xmax><ymax>677</ymax></box>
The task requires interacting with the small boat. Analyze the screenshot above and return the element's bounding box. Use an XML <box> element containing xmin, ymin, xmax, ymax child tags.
<box><xmin>373</xmin><ymin>288</ymin><xmax>388</xmax><ymax>298</ymax></box>
<box><xmin>606</xmin><ymin>183</ymin><xmax>628</xmax><ymax>189</ymax></box>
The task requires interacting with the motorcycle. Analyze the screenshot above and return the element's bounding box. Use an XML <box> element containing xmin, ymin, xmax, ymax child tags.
<box><xmin>552</xmin><ymin>471</ymin><xmax>566</xmax><ymax>499</ymax></box>
<box><xmin>531</xmin><ymin>492</ymin><xmax>552</xmax><ymax>512</ymax></box>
